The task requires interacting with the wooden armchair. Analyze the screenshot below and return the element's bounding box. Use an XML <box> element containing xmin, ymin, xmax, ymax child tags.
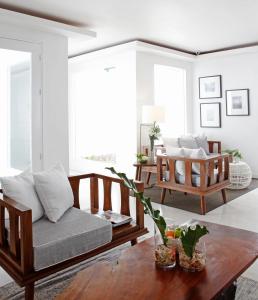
<box><xmin>0</xmin><ymin>173</ymin><xmax>147</xmax><ymax>300</ymax></box>
<box><xmin>156</xmin><ymin>153</ymin><xmax>232</xmax><ymax>215</ymax></box>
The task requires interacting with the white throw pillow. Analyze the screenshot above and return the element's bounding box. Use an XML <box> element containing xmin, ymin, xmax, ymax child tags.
<box><xmin>166</xmin><ymin>146</ymin><xmax>185</xmax><ymax>175</ymax></box>
<box><xmin>195</xmin><ymin>134</ymin><xmax>210</xmax><ymax>155</ymax></box>
<box><xmin>178</xmin><ymin>135</ymin><xmax>199</xmax><ymax>149</ymax></box>
<box><xmin>163</xmin><ymin>137</ymin><xmax>179</xmax><ymax>148</ymax></box>
<box><xmin>0</xmin><ymin>171</ymin><xmax>44</xmax><ymax>222</ymax></box>
<box><xmin>33</xmin><ymin>163</ymin><xmax>74</xmax><ymax>223</ymax></box>
<box><xmin>184</xmin><ymin>148</ymin><xmax>207</xmax><ymax>174</ymax></box>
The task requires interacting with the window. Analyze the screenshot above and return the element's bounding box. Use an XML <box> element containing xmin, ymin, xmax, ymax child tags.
<box><xmin>0</xmin><ymin>39</ymin><xmax>42</xmax><ymax>177</ymax></box>
<box><xmin>154</xmin><ymin>64</ymin><xmax>186</xmax><ymax>137</ymax></box>
<box><xmin>69</xmin><ymin>55</ymin><xmax>136</xmax><ymax>174</ymax></box>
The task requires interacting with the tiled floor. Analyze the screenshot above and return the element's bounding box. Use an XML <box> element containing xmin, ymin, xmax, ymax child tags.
<box><xmin>1</xmin><ymin>187</ymin><xmax>258</xmax><ymax>287</ymax></box>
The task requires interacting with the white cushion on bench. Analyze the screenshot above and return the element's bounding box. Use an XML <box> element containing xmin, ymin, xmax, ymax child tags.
<box><xmin>32</xmin><ymin>207</ymin><xmax>112</xmax><ymax>271</ymax></box>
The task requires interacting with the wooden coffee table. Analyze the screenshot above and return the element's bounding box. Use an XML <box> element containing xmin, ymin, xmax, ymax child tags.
<box><xmin>57</xmin><ymin>221</ymin><xmax>258</xmax><ymax>300</ymax></box>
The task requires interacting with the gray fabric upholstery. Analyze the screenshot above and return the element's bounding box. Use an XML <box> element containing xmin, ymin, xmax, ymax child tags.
<box><xmin>32</xmin><ymin>207</ymin><xmax>112</xmax><ymax>270</ymax></box>
<box><xmin>178</xmin><ymin>135</ymin><xmax>199</xmax><ymax>149</ymax></box>
<box><xmin>165</xmin><ymin>170</ymin><xmax>218</xmax><ymax>187</ymax></box>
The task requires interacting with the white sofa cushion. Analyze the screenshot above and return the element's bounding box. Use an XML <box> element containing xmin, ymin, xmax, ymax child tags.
<box><xmin>178</xmin><ymin>135</ymin><xmax>199</xmax><ymax>149</ymax></box>
<box><xmin>166</xmin><ymin>147</ymin><xmax>185</xmax><ymax>175</ymax></box>
<box><xmin>184</xmin><ymin>148</ymin><xmax>208</xmax><ymax>174</ymax></box>
<box><xmin>163</xmin><ymin>137</ymin><xmax>179</xmax><ymax>148</ymax></box>
<box><xmin>34</xmin><ymin>163</ymin><xmax>74</xmax><ymax>223</ymax></box>
<box><xmin>0</xmin><ymin>171</ymin><xmax>44</xmax><ymax>222</ymax></box>
<box><xmin>195</xmin><ymin>134</ymin><xmax>210</xmax><ymax>155</ymax></box>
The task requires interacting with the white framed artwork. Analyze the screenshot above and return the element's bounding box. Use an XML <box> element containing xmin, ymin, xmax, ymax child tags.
<box><xmin>200</xmin><ymin>103</ymin><xmax>221</xmax><ymax>128</ymax></box>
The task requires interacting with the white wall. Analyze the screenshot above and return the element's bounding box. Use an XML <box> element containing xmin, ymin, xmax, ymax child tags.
<box><xmin>0</xmin><ymin>24</ymin><xmax>69</xmax><ymax>172</ymax></box>
<box><xmin>193</xmin><ymin>51</ymin><xmax>258</xmax><ymax>177</ymax></box>
<box><xmin>136</xmin><ymin>51</ymin><xmax>194</xmax><ymax>151</ymax></box>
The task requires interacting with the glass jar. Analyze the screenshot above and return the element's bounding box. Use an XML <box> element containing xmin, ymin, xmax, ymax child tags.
<box><xmin>178</xmin><ymin>240</ymin><xmax>206</xmax><ymax>272</ymax></box>
<box><xmin>154</xmin><ymin>221</ymin><xmax>177</xmax><ymax>269</ymax></box>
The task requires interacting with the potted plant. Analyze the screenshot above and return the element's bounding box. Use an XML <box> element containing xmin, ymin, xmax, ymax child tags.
<box><xmin>107</xmin><ymin>167</ymin><xmax>208</xmax><ymax>270</ymax></box>
<box><xmin>136</xmin><ymin>153</ymin><xmax>148</xmax><ymax>164</ymax></box>
<box><xmin>149</xmin><ymin>122</ymin><xmax>161</xmax><ymax>161</ymax></box>
<box><xmin>178</xmin><ymin>225</ymin><xmax>208</xmax><ymax>272</ymax></box>
<box><xmin>224</xmin><ymin>149</ymin><xmax>243</xmax><ymax>163</ymax></box>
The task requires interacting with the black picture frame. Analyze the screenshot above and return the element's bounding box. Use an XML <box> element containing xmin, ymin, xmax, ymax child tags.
<box><xmin>199</xmin><ymin>75</ymin><xmax>222</xmax><ymax>99</ymax></box>
<box><xmin>226</xmin><ymin>89</ymin><xmax>250</xmax><ymax>116</ymax></box>
<box><xmin>200</xmin><ymin>102</ymin><xmax>221</xmax><ymax>128</ymax></box>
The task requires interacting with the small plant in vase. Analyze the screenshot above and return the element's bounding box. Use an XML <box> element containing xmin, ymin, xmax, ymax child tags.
<box><xmin>149</xmin><ymin>122</ymin><xmax>161</xmax><ymax>161</ymax></box>
<box><xmin>107</xmin><ymin>167</ymin><xmax>176</xmax><ymax>269</ymax></box>
<box><xmin>178</xmin><ymin>225</ymin><xmax>209</xmax><ymax>272</ymax></box>
<box><xmin>136</xmin><ymin>153</ymin><xmax>148</xmax><ymax>164</ymax></box>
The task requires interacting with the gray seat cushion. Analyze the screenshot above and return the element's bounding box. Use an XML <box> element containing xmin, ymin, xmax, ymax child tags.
<box><xmin>32</xmin><ymin>207</ymin><xmax>112</xmax><ymax>270</ymax></box>
<box><xmin>165</xmin><ymin>170</ymin><xmax>218</xmax><ymax>187</ymax></box>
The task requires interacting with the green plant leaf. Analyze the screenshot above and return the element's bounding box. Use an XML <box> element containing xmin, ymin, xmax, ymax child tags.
<box><xmin>181</xmin><ymin>224</ymin><xmax>209</xmax><ymax>258</ymax></box>
<box><xmin>106</xmin><ymin>166</ymin><xmax>168</xmax><ymax>245</ymax></box>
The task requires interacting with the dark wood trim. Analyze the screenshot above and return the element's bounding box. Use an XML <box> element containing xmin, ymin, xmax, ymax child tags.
<box><xmin>200</xmin><ymin>41</ymin><xmax>258</xmax><ymax>55</ymax></box>
<box><xmin>200</xmin><ymin>102</ymin><xmax>221</xmax><ymax>128</ymax></box>
<box><xmin>69</xmin><ymin>39</ymin><xmax>196</xmax><ymax>59</ymax></box>
<box><xmin>225</xmin><ymin>88</ymin><xmax>250</xmax><ymax>116</ymax></box>
<box><xmin>199</xmin><ymin>75</ymin><xmax>222</xmax><ymax>99</ymax></box>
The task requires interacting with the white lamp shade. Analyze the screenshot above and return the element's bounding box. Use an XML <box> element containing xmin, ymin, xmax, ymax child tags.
<box><xmin>142</xmin><ymin>105</ymin><xmax>165</xmax><ymax>123</ymax></box>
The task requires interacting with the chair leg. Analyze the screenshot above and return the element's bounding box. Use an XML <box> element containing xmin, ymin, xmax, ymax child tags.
<box><xmin>131</xmin><ymin>238</ymin><xmax>137</xmax><ymax>246</ymax></box>
<box><xmin>200</xmin><ymin>196</ymin><xmax>206</xmax><ymax>215</ymax></box>
<box><xmin>221</xmin><ymin>189</ymin><xmax>227</xmax><ymax>204</ymax></box>
<box><xmin>25</xmin><ymin>283</ymin><xmax>34</xmax><ymax>300</ymax></box>
<box><xmin>161</xmin><ymin>188</ymin><xmax>167</xmax><ymax>204</ymax></box>
<box><xmin>146</xmin><ymin>172</ymin><xmax>152</xmax><ymax>185</ymax></box>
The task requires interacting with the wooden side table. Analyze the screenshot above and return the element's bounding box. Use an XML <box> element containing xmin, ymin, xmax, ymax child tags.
<box><xmin>133</xmin><ymin>161</ymin><xmax>166</xmax><ymax>187</ymax></box>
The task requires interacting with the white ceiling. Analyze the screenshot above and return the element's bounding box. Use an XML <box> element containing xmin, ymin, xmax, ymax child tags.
<box><xmin>0</xmin><ymin>0</ymin><xmax>258</xmax><ymax>56</ymax></box>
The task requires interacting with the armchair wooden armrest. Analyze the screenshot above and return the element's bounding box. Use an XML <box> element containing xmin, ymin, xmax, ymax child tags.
<box><xmin>0</xmin><ymin>196</ymin><xmax>33</xmax><ymax>275</ymax></box>
<box><xmin>208</xmin><ymin>140</ymin><xmax>221</xmax><ymax>153</ymax></box>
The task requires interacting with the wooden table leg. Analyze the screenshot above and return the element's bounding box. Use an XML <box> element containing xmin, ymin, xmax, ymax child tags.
<box><xmin>161</xmin><ymin>188</ymin><xmax>167</xmax><ymax>204</ymax></box>
<box><xmin>135</xmin><ymin>166</ymin><xmax>142</xmax><ymax>181</ymax></box>
<box><xmin>146</xmin><ymin>172</ymin><xmax>152</xmax><ymax>185</ymax></box>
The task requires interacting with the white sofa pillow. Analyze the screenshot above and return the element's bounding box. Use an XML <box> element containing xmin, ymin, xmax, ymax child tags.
<box><xmin>179</xmin><ymin>135</ymin><xmax>199</xmax><ymax>149</ymax></box>
<box><xmin>0</xmin><ymin>171</ymin><xmax>44</xmax><ymax>222</ymax></box>
<box><xmin>166</xmin><ymin>146</ymin><xmax>185</xmax><ymax>175</ymax></box>
<box><xmin>34</xmin><ymin>163</ymin><xmax>74</xmax><ymax>223</ymax></box>
<box><xmin>195</xmin><ymin>134</ymin><xmax>210</xmax><ymax>155</ymax></box>
<box><xmin>184</xmin><ymin>148</ymin><xmax>207</xmax><ymax>174</ymax></box>
<box><xmin>163</xmin><ymin>137</ymin><xmax>179</xmax><ymax>148</ymax></box>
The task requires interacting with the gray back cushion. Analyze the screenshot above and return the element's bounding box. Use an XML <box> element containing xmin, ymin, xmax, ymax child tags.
<box><xmin>178</xmin><ymin>135</ymin><xmax>199</xmax><ymax>149</ymax></box>
<box><xmin>195</xmin><ymin>134</ymin><xmax>210</xmax><ymax>155</ymax></box>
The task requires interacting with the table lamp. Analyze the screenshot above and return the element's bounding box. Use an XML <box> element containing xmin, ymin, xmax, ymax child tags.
<box><xmin>140</xmin><ymin>105</ymin><xmax>165</xmax><ymax>161</ymax></box>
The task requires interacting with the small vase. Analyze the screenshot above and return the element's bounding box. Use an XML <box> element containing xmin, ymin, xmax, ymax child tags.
<box><xmin>178</xmin><ymin>241</ymin><xmax>206</xmax><ymax>272</ymax></box>
<box><xmin>154</xmin><ymin>221</ymin><xmax>177</xmax><ymax>269</ymax></box>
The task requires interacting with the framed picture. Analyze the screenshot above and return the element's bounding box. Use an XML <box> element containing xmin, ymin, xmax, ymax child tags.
<box><xmin>199</xmin><ymin>75</ymin><xmax>222</xmax><ymax>99</ymax></box>
<box><xmin>200</xmin><ymin>103</ymin><xmax>221</xmax><ymax>128</ymax></box>
<box><xmin>226</xmin><ymin>89</ymin><xmax>250</xmax><ymax>116</ymax></box>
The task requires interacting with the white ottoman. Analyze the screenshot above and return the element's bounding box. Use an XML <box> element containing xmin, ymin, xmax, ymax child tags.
<box><xmin>228</xmin><ymin>161</ymin><xmax>252</xmax><ymax>189</ymax></box>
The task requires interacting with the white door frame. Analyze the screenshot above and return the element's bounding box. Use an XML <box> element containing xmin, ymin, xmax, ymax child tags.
<box><xmin>0</xmin><ymin>37</ymin><xmax>43</xmax><ymax>171</ymax></box>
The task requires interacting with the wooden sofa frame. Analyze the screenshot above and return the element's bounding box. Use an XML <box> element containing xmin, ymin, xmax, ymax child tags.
<box><xmin>0</xmin><ymin>173</ymin><xmax>148</xmax><ymax>300</ymax></box>
<box><xmin>156</xmin><ymin>142</ymin><xmax>232</xmax><ymax>215</ymax></box>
